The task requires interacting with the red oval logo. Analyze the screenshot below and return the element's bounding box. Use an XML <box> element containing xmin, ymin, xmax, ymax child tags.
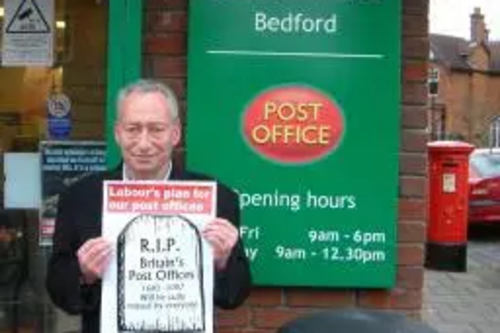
<box><xmin>242</xmin><ymin>85</ymin><xmax>344</xmax><ymax>164</ymax></box>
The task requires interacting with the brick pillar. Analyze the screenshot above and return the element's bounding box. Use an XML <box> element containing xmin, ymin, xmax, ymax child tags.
<box><xmin>143</xmin><ymin>0</ymin><xmax>430</xmax><ymax>331</ymax></box>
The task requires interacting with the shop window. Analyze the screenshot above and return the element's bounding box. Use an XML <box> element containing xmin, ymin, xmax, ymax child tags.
<box><xmin>0</xmin><ymin>0</ymin><xmax>109</xmax><ymax>331</ymax></box>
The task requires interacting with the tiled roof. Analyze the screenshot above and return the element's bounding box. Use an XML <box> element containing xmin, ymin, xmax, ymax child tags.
<box><xmin>430</xmin><ymin>34</ymin><xmax>471</xmax><ymax>70</ymax></box>
<box><xmin>430</xmin><ymin>34</ymin><xmax>500</xmax><ymax>73</ymax></box>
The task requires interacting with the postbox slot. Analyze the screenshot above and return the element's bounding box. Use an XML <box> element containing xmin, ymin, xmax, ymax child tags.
<box><xmin>442</xmin><ymin>162</ymin><xmax>458</xmax><ymax>167</ymax></box>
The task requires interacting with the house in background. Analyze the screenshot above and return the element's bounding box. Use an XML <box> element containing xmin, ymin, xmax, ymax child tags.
<box><xmin>429</xmin><ymin>7</ymin><xmax>500</xmax><ymax>146</ymax></box>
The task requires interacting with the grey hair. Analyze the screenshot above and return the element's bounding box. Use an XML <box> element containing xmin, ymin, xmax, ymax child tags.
<box><xmin>116</xmin><ymin>79</ymin><xmax>179</xmax><ymax>121</ymax></box>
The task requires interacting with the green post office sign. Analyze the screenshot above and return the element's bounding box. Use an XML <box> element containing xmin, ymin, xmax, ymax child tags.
<box><xmin>186</xmin><ymin>0</ymin><xmax>401</xmax><ymax>287</ymax></box>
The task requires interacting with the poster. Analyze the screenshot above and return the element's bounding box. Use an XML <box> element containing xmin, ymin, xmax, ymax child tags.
<box><xmin>40</xmin><ymin>141</ymin><xmax>106</xmax><ymax>246</ymax></box>
<box><xmin>187</xmin><ymin>0</ymin><xmax>401</xmax><ymax>287</ymax></box>
<box><xmin>1</xmin><ymin>0</ymin><xmax>54</xmax><ymax>66</ymax></box>
<box><xmin>101</xmin><ymin>181</ymin><xmax>216</xmax><ymax>333</ymax></box>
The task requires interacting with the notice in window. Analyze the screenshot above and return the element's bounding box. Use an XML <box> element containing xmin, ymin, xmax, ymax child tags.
<box><xmin>1</xmin><ymin>0</ymin><xmax>54</xmax><ymax>66</ymax></box>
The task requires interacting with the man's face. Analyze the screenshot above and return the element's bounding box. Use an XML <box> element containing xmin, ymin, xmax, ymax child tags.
<box><xmin>114</xmin><ymin>91</ymin><xmax>180</xmax><ymax>179</ymax></box>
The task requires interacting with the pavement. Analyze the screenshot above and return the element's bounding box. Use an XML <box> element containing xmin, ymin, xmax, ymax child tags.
<box><xmin>423</xmin><ymin>225</ymin><xmax>500</xmax><ymax>333</ymax></box>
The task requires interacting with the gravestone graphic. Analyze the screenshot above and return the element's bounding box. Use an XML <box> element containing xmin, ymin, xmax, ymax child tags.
<box><xmin>117</xmin><ymin>214</ymin><xmax>205</xmax><ymax>332</ymax></box>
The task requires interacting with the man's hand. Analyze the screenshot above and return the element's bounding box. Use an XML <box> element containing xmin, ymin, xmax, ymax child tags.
<box><xmin>202</xmin><ymin>218</ymin><xmax>238</xmax><ymax>271</ymax></box>
<box><xmin>77</xmin><ymin>237</ymin><xmax>112</xmax><ymax>285</ymax></box>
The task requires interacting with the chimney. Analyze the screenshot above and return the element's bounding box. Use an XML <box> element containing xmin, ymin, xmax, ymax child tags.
<box><xmin>470</xmin><ymin>7</ymin><xmax>487</xmax><ymax>44</ymax></box>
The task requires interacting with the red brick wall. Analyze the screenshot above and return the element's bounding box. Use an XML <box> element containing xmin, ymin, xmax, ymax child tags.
<box><xmin>431</xmin><ymin>44</ymin><xmax>500</xmax><ymax>145</ymax></box>
<box><xmin>143</xmin><ymin>0</ymin><xmax>429</xmax><ymax>330</ymax></box>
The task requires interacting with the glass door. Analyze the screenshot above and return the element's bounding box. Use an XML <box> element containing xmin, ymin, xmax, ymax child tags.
<box><xmin>0</xmin><ymin>0</ymin><xmax>142</xmax><ymax>331</ymax></box>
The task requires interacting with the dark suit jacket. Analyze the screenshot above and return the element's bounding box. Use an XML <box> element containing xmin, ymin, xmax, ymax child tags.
<box><xmin>46</xmin><ymin>165</ymin><xmax>251</xmax><ymax>333</ymax></box>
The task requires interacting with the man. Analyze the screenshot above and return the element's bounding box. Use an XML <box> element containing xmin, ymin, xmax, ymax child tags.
<box><xmin>46</xmin><ymin>79</ymin><xmax>252</xmax><ymax>332</ymax></box>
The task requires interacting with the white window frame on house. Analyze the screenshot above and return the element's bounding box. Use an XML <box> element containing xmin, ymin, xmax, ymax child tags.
<box><xmin>489</xmin><ymin>116</ymin><xmax>500</xmax><ymax>148</ymax></box>
<box><xmin>428</xmin><ymin>67</ymin><xmax>439</xmax><ymax>97</ymax></box>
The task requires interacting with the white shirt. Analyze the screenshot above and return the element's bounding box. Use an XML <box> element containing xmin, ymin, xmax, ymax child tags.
<box><xmin>122</xmin><ymin>161</ymin><xmax>172</xmax><ymax>181</ymax></box>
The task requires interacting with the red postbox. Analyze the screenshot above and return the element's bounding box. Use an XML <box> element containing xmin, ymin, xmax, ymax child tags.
<box><xmin>425</xmin><ymin>140</ymin><xmax>474</xmax><ymax>272</ymax></box>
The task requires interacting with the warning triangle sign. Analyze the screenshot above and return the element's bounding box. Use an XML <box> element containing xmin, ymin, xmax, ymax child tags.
<box><xmin>6</xmin><ymin>0</ymin><xmax>51</xmax><ymax>34</ymax></box>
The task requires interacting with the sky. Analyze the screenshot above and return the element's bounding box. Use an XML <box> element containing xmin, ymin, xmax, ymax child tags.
<box><xmin>429</xmin><ymin>0</ymin><xmax>500</xmax><ymax>41</ymax></box>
